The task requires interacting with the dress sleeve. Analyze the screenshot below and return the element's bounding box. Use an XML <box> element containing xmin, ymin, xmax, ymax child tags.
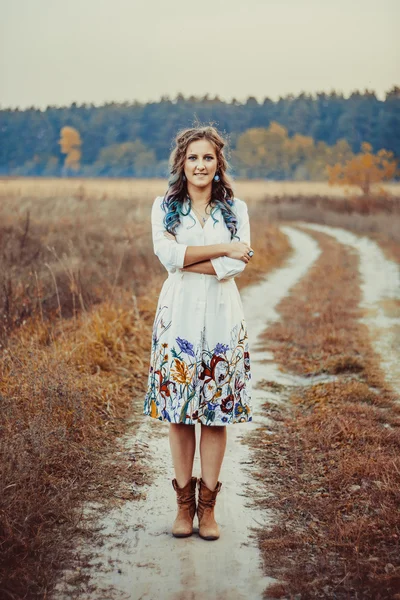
<box><xmin>210</xmin><ymin>199</ymin><xmax>251</xmax><ymax>281</ymax></box>
<box><xmin>151</xmin><ymin>196</ymin><xmax>188</xmax><ymax>273</ymax></box>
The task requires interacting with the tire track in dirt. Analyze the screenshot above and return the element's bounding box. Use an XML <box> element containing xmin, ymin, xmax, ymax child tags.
<box><xmin>300</xmin><ymin>223</ymin><xmax>400</xmax><ymax>398</ymax></box>
<box><xmin>54</xmin><ymin>227</ymin><xmax>322</xmax><ymax>600</ymax></box>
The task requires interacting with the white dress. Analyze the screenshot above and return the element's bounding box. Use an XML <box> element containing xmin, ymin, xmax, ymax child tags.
<box><xmin>143</xmin><ymin>195</ymin><xmax>252</xmax><ymax>426</ymax></box>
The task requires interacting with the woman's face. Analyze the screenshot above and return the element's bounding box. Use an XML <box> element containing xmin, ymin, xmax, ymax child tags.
<box><xmin>183</xmin><ymin>139</ymin><xmax>218</xmax><ymax>190</ymax></box>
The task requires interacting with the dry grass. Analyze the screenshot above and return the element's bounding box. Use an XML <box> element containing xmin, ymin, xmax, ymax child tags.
<box><xmin>0</xmin><ymin>183</ymin><xmax>289</xmax><ymax>599</ymax></box>
<box><xmin>0</xmin><ymin>193</ymin><xmax>163</xmax><ymax>345</ymax></box>
<box><xmin>0</xmin><ymin>177</ymin><xmax>167</xmax><ymax>202</ymax></box>
<box><xmin>1</xmin><ymin>177</ymin><xmax>399</xmax><ymax>205</ymax></box>
<box><xmin>259</xmin><ymin>231</ymin><xmax>388</xmax><ymax>388</ymax></box>
<box><xmin>263</xmin><ymin>193</ymin><xmax>400</xmax><ymax>262</ymax></box>
<box><xmin>0</xmin><ymin>294</ymin><xmax>154</xmax><ymax>599</ymax></box>
<box><xmin>249</xmin><ymin>230</ymin><xmax>400</xmax><ymax>599</ymax></box>
<box><xmin>237</xmin><ymin>208</ymin><xmax>291</xmax><ymax>291</ymax></box>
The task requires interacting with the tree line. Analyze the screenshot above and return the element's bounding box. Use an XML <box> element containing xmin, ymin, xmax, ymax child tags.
<box><xmin>0</xmin><ymin>87</ymin><xmax>399</xmax><ymax>179</ymax></box>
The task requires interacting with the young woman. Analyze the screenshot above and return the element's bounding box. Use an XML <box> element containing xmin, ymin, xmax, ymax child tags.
<box><xmin>143</xmin><ymin>125</ymin><xmax>254</xmax><ymax>541</ymax></box>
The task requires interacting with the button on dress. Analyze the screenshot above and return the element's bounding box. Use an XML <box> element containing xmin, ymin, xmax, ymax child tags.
<box><xmin>143</xmin><ymin>196</ymin><xmax>252</xmax><ymax>426</ymax></box>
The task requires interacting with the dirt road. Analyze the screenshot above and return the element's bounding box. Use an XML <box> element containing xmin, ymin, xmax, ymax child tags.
<box><xmin>302</xmin><ymin>223</ymin><xmax>400</xmax><ymax>396</ymax></box>
<box><xmin>54</xmin><ymin>224</ymin><xmax>399</xmax><ymax>600</ymax></box>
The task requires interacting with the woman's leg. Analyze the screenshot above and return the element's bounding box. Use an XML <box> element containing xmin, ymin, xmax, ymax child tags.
<box><xmin>199</xmin><ymin>424</ymin><xmax>227</xmax><ymax>490</ymax></box>
<box><xmin>169</xmin><ymin>423</ymin><xmax>196</xmax><ymax>487</ymax></box>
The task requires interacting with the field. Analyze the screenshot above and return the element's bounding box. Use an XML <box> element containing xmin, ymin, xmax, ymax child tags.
<box><xmin>1</xmin><ymin>176</ymin><xmax>400</xmax><ymax>203</ymax></box>
<box><xmin>0</xmin><ymin>177</ymin><xmax>290</xmax><ymax>599</ymax></box>
<box><xmin>0</xmin><ymin>177</ymin><xmax>399</xmax><ymax>599</ymax></box>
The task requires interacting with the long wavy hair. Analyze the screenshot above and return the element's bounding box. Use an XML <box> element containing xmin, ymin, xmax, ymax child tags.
<box><xmin>162</xmin><ymin>126</ymin><xmax>238</xmax><ymax>238</ymax></box>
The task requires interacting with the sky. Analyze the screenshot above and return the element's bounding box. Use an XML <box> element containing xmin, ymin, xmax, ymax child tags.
<box><xmin>0</xmin><ymin>0</ymin><xmax>399</xmax><ymax>109</ymax></box>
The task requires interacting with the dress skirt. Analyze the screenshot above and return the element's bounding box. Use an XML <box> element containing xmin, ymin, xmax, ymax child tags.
<box><xmin>143</xmin><ymin>270</ymin><xmax>252</xmax><ymax>425</ymax></box>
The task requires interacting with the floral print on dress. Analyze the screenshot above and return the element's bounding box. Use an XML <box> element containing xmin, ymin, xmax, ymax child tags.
<box><xmin>144</xmin><ymin>304</ymin><xmax>252</xmax><ymax>426</ymax></box>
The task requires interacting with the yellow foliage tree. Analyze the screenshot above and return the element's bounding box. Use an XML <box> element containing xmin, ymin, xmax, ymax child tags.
<box><xmin>58</xmin><ymin>126</ymin><xmax>82</xmax><ymax>171</ymax></box>
<box><xmin>327</xmin><ymin>142</ymin><xmax>398</xmax><ymax>195</ymax></box>
<box><xmin>233</xmin><ymin>122</ymin><xmax>291</xmax><ymax>177</ymax></box>
<box><xmin>233</xmin><ymin>123</ymin><xmax>355</xmax><ymax>180</ymax></box>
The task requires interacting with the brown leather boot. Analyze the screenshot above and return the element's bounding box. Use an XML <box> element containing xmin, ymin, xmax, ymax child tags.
<box><xmin>197</xmin><ymin>478</ymin><xmax>222</xmax><ymax>541</ymax></box>
<box><xmin>171</xmin><ymin>477</ymin><xmax>197</xmax><ymax>538</ymax></box>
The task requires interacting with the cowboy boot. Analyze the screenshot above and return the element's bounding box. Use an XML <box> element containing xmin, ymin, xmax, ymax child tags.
<box><xmin>197</xmin><ymin>478</ymin><xmax>222</xmax><ymax>541</ymax></box>
<box><xmin>171</xmin><ymin>476</ymin><xmax>197</xmax><ymax>538</ymax></box>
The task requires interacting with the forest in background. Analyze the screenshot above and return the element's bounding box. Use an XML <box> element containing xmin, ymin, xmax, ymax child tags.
<box><xmin>1</xmin><ymin>86</ymin><xmax>399</xmax><ymax>179</ymax></box>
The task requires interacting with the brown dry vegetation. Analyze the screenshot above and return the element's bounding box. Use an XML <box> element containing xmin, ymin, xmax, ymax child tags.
<box><xmin>1</xmin><ymin>299</ymin><xmax>153</xmax><ymax>598</ymax></box>
<box><xmin>0</xmin><ymin>191</ymin><xmax>161</xmax><ymax>344</ymax></box>
<box><xmin>0</xmin><ymin>183</ymin><xmax>290</xmax><ymax>599</ymax></box>
<box><xmin>249</xmin><ymin>230</ymin><xmax>400</xmax><ymax>599</ymax></box>
<box><xmin>1</xmin><ymin>177</ymin><xmax>399</xmax><ymax>203</ymax></box>
<box><xmin>263</xmin><ymin>192</ymin><xmax>400</xmax><ymax>262</ymax></box>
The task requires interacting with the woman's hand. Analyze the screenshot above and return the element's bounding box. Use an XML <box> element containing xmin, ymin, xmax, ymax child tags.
<box><xmin>225</xmin><ymin>241</ymin><xmax>254</xmax><ymax>263</ymax></box>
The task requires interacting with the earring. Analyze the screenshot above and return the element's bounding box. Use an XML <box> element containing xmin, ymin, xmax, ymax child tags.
<box><xmin>182</xmin><ymin>174</ymin><xmax>186</xmax><ymax>181</ymax></box>
<box><xmin>214</xmin><ymin>173</ymin><xmax>220</xmax><ymax>182</ymax></box>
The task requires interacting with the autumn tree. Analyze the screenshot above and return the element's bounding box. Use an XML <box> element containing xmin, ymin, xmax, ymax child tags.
<box><xmin>95</xmin><ymin>140</ymin><xmax>156</xmax><ymax>176</ymax></box>
<box><xmin>327</xmin><ymin>142</ymin><xmax>398</xmax><ymax>195</ymax></box>
<box><xmin>232</xmin><ymin>123</ymin><xmax>291</xmax><ymax>179</ymax></box>
<box><xmin>58</xmin><ymin>126</ymin><xmax>82</xmax><ymax>172</ymax></box>
<box><xmin>232</xmin><ymin>123</ymin><xmax>355</xmax><ymax>180</ymax></box>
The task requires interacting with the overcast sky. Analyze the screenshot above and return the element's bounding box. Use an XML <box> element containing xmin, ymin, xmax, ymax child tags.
<box><xmin>0</xmin><ymin>0</ymin><xmax>399</xmax><ymax>109</ymax></box>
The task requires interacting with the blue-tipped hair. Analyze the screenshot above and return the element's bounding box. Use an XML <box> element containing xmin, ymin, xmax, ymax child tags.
<box><xmin>161</xmin><ymin>126</ymin><xmax>239</xmax><ymax>239</ymax></box>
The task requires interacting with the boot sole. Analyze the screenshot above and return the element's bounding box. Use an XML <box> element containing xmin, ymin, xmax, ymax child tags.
<box><xmin>172</xmin><ymin>532</ymin><xmax>193</xmax><ymax>538</ymax></box>
<box><xmin>199</xmin><ymin>533</ymin><xmax>219</xmax><ymax>541</ymax></box>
